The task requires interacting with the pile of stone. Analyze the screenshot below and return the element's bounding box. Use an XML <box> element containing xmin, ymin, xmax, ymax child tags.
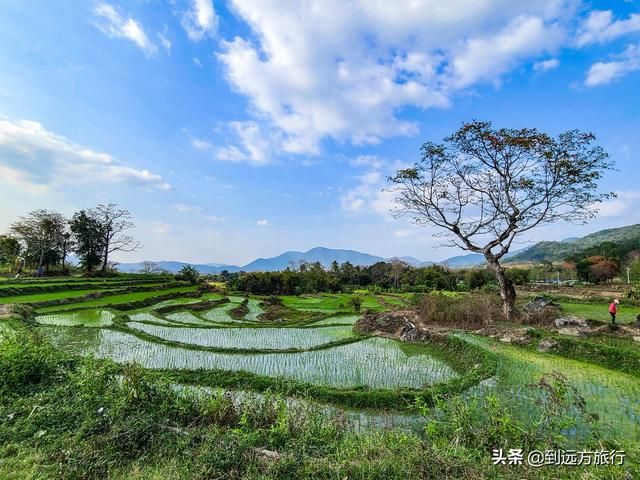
<box><xmin>554</xmin><ymin>316</ymin><xmax>590</xmax><ymax>336</ymax></box>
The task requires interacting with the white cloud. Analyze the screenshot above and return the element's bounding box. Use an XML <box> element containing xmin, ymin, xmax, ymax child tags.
<box><xmin>450</xmin><ymin>15</ymin><xmax>564</xmax><ymax>88</ymax></box>
<box><xmin>576</xmin><ymin>10</ymin><xmax>640</xmax><ymax>47</ymax></box>
<box><xmin>193</xmin><ymin>57</ymin><xmax>203</xmax><ymax>68</ymax></box>
<box><xmin>182</xmin><ymin>0</ymin><xmax>218</xmax><ymax>41</ymax></box>
<box><xmin>256</xmin><ymin>219</ymin><xmax>270</xmax><ymax>226</ymax></box>
<box><xmin>218</xmin><ymin>0</ymin><xmax>573</xmax><ymax>155</ymax></box>
<box><xmin>350</xmin><ymin>155</ymin><xmax>384</xmax><ymax>169</ymax></box>
<box><xmin>216</xmin><ymin>121</ymin><xmax>272</xmax><ymax>165</ymax></box>
<box><xmin>585</xmin><ymin>44</ymin><xmax>640</xmax><ymax>87</ymax></box>
<box><xmin>204</xmin><ymin>215</ymin><xmax>225</xmax><ymax>223</ymax></box>
<box><xmin>173</xmin><ymin>203</ymin><xmax>225</xmax><ymax>222</ymax></box>
<box><xmin>173</xmin><ymin>203</ymin><xmax>200</xmax><ymax>213</ymax></box>
<box><xmin>593</xmin><ymin>191</ymin><xmax>640</xmax><ymax>218</ymax></box>
<box><xmin>0</xmin><ymin>118</ymin><xmax>170</xmax><ymax>192</ymax></box>
<box><xmin>93</xmin><ymin>3</ymin><xmax>157</xmax><ymax>56</ymax></box>
<box><xmin>358</xmin><ymin>171</ymin><xmax>382</xmax><ymax>185</ymax></box>
<box><xmin>150</xmin><ymin>221</ymin><xmax>173</xmax><ymax>235</ymax></box>
<box><xmin>158</xmin><ymin>30</ymin><xmax>172</xmax><ymax>54</ymax></box>
<box><xmin>191</xmin><ymin>138</ymin><xmax>213</xmax><ymax>150</ymax></box>
<box><xmin>533</xmin><ymin>58</ymin><xmax>560</xmax><ymax>71</ymax></box>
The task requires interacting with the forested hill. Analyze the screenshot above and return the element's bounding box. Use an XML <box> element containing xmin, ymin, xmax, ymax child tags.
<box><xmin>507</xmin><ymin>224</ymin><xmax>640</xmax><ymax>263</ymax></box>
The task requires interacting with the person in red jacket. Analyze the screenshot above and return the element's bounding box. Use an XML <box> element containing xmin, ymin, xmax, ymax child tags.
<box><xmin>609</xmin><ymin>299</ymin><xmax>619</xmax><ymax>324</ymax></box>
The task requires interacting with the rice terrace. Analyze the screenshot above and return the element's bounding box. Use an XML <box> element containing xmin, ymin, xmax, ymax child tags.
<box><xmin>3</xmin><ymin>1</ymin><xmax>640</xmax><ymax>479</ymax></box>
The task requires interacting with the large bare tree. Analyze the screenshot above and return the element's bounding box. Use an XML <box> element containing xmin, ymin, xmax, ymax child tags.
<box><xmin>91</xmin><ymin>204</ymin><xmax>141</xmax><ymax>273</ymax></box>
<box><xmin>389</xmin><ymin>121</ymin><xmax>614</xmax><ymax>320</ymax></box>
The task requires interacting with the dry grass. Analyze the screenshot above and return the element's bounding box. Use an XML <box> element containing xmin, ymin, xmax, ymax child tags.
<box><xmin>417</xmin><ymin>293</ymin><xmax>503</xmax><ymax>328</ymax></box>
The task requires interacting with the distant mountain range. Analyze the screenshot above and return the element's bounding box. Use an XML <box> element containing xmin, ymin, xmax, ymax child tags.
<box><xmin>116</xmin><ymin>224</ymin><xmax>640</xmax><ymax>273</ymax></box>
<box><xmin>116</xmin><ymin>247</ymin><xmax>431</xmax><ymax>274</ymax></box>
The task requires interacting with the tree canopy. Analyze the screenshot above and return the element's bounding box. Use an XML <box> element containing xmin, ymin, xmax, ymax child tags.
<box><xmin>389</xmin><ymin>120</ymin><xmax>614</xmax><ymax>318</ymax></box>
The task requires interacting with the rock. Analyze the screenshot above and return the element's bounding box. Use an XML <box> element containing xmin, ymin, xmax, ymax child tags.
<box><xmin>537</xmin><ymin>339</ymin><xmax>557</xmax><ymax>352</ymax></box>
<box><xmin>558</xmin><ymin>326</ymin><xmax>590</xmax><ymax>336</ymax></box>
<box><xmin>0</xmin><ymin>305</ymin><xmax>11</xmax><ymax>319</ymax></box>
<box><xmin>499</xmin><ymin>337</ymin><xmax>512</xmax><ymax>343</ymax></box>
<box><xmin>558</xmin><ymin>327</ymin><xmax>580</xmax><ymax>336</ymax></box>
<box><xmin>253</xmin><ymin>448</ymin><xmax>280</xmax><ymax>460</ymax></box>
<box><xmin>555</xmin><ymin>316</ymin><xmax>588</xmax><ymax>328</ymax></box>
<box><xmin>524</xmin><ymin>296</ymin><xmax>560</xmax><ymax>313</ymax></box>
<box><xmin>634</xmin><ymin>336</ymin><xmax>640</xmax><ymax>343</ymax></box>
<box><xmin>399</xmin><ymin>321</ymin><xmax>418</xmax><ymax>341</ymax></box>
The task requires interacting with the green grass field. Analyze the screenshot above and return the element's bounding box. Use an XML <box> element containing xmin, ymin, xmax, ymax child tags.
<box><xmin>559</xmin><ymin>301</ymin><xmax>640</xmax><ymax>324</ymax></box>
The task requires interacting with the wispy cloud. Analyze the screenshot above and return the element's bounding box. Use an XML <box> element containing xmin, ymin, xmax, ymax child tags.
<box><xmin>181</xmin><ymin>0</ymin><xmax>218</xmax><ymax>41</ymax></box>
<box><xmin>172</xmin><ymin>203</ymin><xmax>225</xmax><ymax>222</ymax></box>
<box><xmin>533</xmin><ymin>58</ymin><xmax>560</xmax><ymax>72</ymax></box>
<box><xmin>93</xmin><ymin>3</ymin><xmax>157</xmax><ymax>56</ymax></box>
<box><xmin>256</xmin><ymin>219</ymin><xmax>270</xmax><ymax>226</ymax></box>
<box><xmin>576</xmin><ymin>10</ymin><xmax>640</xmax><ymax>47</ymax></box>
<box><xmin>585</xmin><ymin>44</ymin><xmax>640</xmax><ymax>87</ymax></box>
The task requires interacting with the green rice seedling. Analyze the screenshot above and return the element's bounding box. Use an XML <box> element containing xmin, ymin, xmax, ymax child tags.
<box><xmin>199</xmin><ymin>303</ymin><xmax>244</xmax><ymax>323</ymax></box>
<box><xmin>35</xmin><ymin>309</ymin><xmax>115</xmax><ymax>327</ymax></box>
<box><xmin>164</xmin><ymin>311</ymin><xmax>213</xmax><ymax>326</ymax></box>
<box><xmin>36</xmin><ymin>286</ymin><xmax>198</xmax><ymax>313</ymax></box>
<box><xmin>310</xmin><ymin>315</ymin><xmax>361</xmax><ymax>326</ymax></box>
<box><xmin>127</xmin><ymin>323</ymin><xmax>357</xmax><ymax>350</ymax></box>
<box><xmin>244</xmin><ymin>298</ymin><xmax>264</xmax><ymax>321</ymax></box>
<box><xmin>0</xmin><ymin>289</ymin><xmax>106</xmax><ymax>304</ymax></box>
<box><xmin>457</xmin><ymin>333</ymin><xmax>640</xmax><ymax>442</ymax></box>
<box><xmin>45</xmin><ymin>330</ymin><xmax>458</xmax><ymax>389</ymax></box>
<box><xmin>126</xmin><ymin>311</ymin><xmax>175</xmax><ymax>325</ymax></box>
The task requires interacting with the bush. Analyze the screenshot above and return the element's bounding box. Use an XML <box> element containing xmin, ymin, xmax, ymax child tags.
<box><xmin>463</xmin><ymin>269</ymin><xmax>495</xmax><ymax>290</ymax></box>
<box><xmin>0</xmin><ymin>331</ymin><xmax>67</xmax><ymax>395</ymax></box>
<box><xmin>417</xmin><ymin>292</ymin><xmax>503</xmax><ymax>328</ymax></box>
<box><xmin>175</xmin><ymin>265</ymin><xmax>200</xmax><ymax>285</ymax></box>
<box><xmin>350</xmin><ymin>295</ymin><xmax>363</xmax><ymax>313</ymax></box>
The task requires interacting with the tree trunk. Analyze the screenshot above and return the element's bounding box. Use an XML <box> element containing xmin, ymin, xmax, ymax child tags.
<box><xmin>102</xmin><ymin>236</ymin><xmax>110</xmax><ymax>272</ymax></box>
<box><xmin>485</xmin><ymin>256</ymin><xmax>517</xmax><ymax>321</ymax></box>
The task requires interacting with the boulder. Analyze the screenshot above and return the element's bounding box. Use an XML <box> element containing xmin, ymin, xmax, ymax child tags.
<box><xmin>558</xmin><ymin>326</ymin><xmax>590</xmax><ymax>336</ymax></box>
<box><xmin>399</xmin><ymin>321</ymin><xmax>418</xmax><ymax>341</ymax></box>
<box><xmin>537</xmin><ymin>339</ymin><xmax>558</xmax><ymax>352</ymax></box>
<box><xmin>0</xmin><ymin>305</ymin><xmax>11</xmax><ymax>319</ymax></box>
<box><xmin>555</xmin><ymin>316</ymin><xmax>588</xmax><ymax>328</ymax></box>
<box><xmin>633</xmin><ymin>336</ymin><xmax>640</xmax><ymax>343</ymax></box>
<box><xmin>524</xmin><ymin>296</ymin><xmax>560</xmax><ymax>313</ymax></box>
<box><xmin>558</xmin><ymin>327</ymin><xmax>580</xmax><ymax>336</ymax></box>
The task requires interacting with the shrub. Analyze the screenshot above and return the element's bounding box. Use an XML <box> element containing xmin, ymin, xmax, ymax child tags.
<box><xmin>417</xmin><ymin>292</ymin><xmax>503</xmax><ymax>327</ymax></box>
<box><xmin>349</xmin><ymin>295</ymin><xmax>363</xmax><ymax>313</ymax></box>
<box><xmin>0</xmin><ymin>331</ymin><xmax>67</xmax><ymax>395</ymax></box>
<box><xmin>463</xmin><ymin>269</ymin><xmax>495</xmax><ymax>290</ymax></box>
<box><xmin>175</xmin><ymin>265</ymin><xmax>200</xmax><ymax>285</ymax></box>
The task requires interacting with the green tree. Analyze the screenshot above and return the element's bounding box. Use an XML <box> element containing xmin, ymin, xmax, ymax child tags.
<box><xmin>389</xmin><ymin>121</ymin><xmax>613</xmax><ymax>320</ymax></box>
<box><xmin>70</xmin><ymin>210</ymin><xmax>105</xmax><ymax>272</ymax></box>
<box><xmin>0</xmin><ymin>235</ymin><xmax>20</xmax><ymax>271</ymax></box>
<box><xmin>177</xmin><ymin>265</ymin><xmax>200</xmax><ymax>284</ymax></box>
<box><xmin>10</xmin><ymin>209</ymin><xmax>67</xmax><ymax>271</ymax></box>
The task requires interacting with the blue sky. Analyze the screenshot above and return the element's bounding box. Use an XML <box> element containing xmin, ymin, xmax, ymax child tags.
<box><xmin>0</xmin><ymin>0</ymin><xmax>639</xmax><ymax>265</ymax></box>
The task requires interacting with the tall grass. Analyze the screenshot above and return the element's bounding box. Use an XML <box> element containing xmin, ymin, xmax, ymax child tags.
<box><xmin>417</xmin><ymin>293</ymin><xmax>503</xmax><ymax>328</ymax></box>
